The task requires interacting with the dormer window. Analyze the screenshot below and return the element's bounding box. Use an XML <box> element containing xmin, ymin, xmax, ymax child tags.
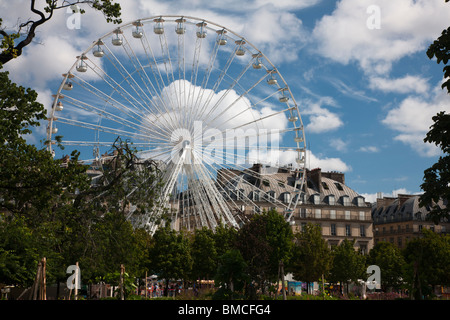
<box><xmin>335</xmin><ymin>182</ymin><xmax>344</xmax><ymax>191</ymax></box>
<box><xmin>355</xmin><ymin>196</ymin><xmax>365</xmax><ymax>207</ymax></box>
<box><xmin>312</xmin><ymin>194</ymin><xmax>320</xmax><ymax>205</ymax></box>
<box><xmin>341</xmin><ymin>195</ymin><xmax>350</xmax><ymax>206</ymax></box>
<box><xmin>328</xmin><ymin>195</ymin><xmax>335</xmax><ymax>205</ymax></box>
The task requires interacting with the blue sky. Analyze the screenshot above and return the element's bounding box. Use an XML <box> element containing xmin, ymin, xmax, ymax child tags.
<box><xmin>2</xmin><ymin>0</ymin><xmax>450</xmax><ymax>203</ymax></box>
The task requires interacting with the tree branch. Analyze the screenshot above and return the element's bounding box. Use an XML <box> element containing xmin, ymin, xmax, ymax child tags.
<box><xmin>0</xmin><ymin>0</ymin><xmax>53</xmax><ymax>64</ymax></box>
<box><xmin>0</xmin><ymin>0</ymin><xmax>121</xmax><ymax>65</ymax></box>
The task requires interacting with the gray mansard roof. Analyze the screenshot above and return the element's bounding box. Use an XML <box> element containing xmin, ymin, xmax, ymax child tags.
<box><xmin>222</xmin><ymin>166</ymin><xmax>368</xmax><ymax>208</ymax></box>
<box><xmin>371</xmin><ymin>195</ymin><xmax>448</xmax><ymax>224</ymax></box>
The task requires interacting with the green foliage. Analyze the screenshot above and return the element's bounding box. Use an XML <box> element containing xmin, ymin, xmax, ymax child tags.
<box><xmin>329</xmin><ymin>239</ymin><xmax>366</xmax><ymax>291</ymax></box>
<box><xmin>403</xmin><ymin>229</ymin><xmax>450</xmax><ymax>299</ymax></box>
<box><xmin>427</xmin><ymin>25</ymin><xmax>450</xmax><ymax>93</ymax></box>
<box><xmin>214</xmin><ymin>249</ymin><xmax>248</xmax><ymax>294</ymax></box>
<box><xmin>368</xmin><ymin>242</ymin><xmax>405</xmax><ymax>291</ymax></box>
<box><xmin>290</xmin><ymin>223</ymin><xmax>332</xmax><ymax>283</ymax></box>
<box><xmin>0</xmin><ymin>69</ymin><xmax>45</xmax><ymax>141</ymax></box>
<box><xmin>422</xmin><ymin>0</ymin><xmax>450</xmax><ymax>223</ymax></box>
<box><xmin>0</xmin><ymin>1</ymin><xmax>122</xmax><ymax>64</ymax></box>
<box><xmin>102</xmin><ymin>268</ymin><xmax>137</xmax><ymax>300</ymax></box>
<box><xmin>419</xmin><ymin>111</ymin><xmax>450</xmax><ymax>223</ymax></box>
<box><xmin>148</xmin><ymin>224</ymin><xmax>193</xmax><ymax>291</ymax></box>
<box><xmin>190</xmin><ymin>227</ymin><xmax>217</xmax><ymax>280</ymax></box>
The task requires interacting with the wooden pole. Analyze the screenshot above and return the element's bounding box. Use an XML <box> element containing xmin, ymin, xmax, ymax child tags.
<box><xmin>41</xmin><ymin>257</ymin><xmax>47</xmax><ymax>300</ymax></box>
<box><xmin>74</xmin><ymin>262</ymin><xmax>79</xmax><ymax>300</ymax></box>
<box><xmin>31</xmin><ymin>260</ymin><xmax>42</xmax><ymax>300</ymax></box>
<box><xmin>280</xmin><ymin>260</ymin><xmax>286</xmax><ymax>301</ymax></box>
<box><xmin>145</xmin><ymin>271</ymin><xmax>148</xmax><ymax>299</ymax></box>
<box><xmin>120</xmin><ymin>264</ymin><xmax>125</xmax><ymax>300</ymax></box>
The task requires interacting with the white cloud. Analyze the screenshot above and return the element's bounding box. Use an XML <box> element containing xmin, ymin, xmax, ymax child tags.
<box><xmin>303</xmin><ymin>101</ymin><xmax>343</xmax><ymax>133</ymax></box>
<box><xmin>312</xmin><ymin>0</ymin><xmax>450</xmax><ymax>75</ymax></box>
<box><xmin>247</xmin><ymin>148</ymin><xmax>351</xmax><ymax>173</ymax></box>
<box><xmin>359</xmin><ymin>146</ymin><xmax>379</xmax><ymax>153</ymax></box>
<box><xmin>5</xmin><ymin>35</ymin><xmax>81</xmax><ymax>90</ymax></box>
<box><xmin>328</xmin><ymin>79</ymin><xmax>377</xmax><ymax>102</ymax></box>
<box><xmin>329</xmin><ymin>138</ymin><xmax>348</xmax><ymax>152</ymax></box>
<box><xmin>306</xmin><ymin>150</ymin><xmax>351</xmax><ymax>172</ymax></box>
<box><xmin>361</xmin><ymin>188</ymin><xmax>418</xmax><ymax>203</ymax></box>
<box><xmin>369</xmin><ymin>75</ymin><xmax>430</xmax><ymax>95</ymax></box>
<box><xmin>381</xmin><ymin>83</ymin><xmax>447</xmax><ymax>157</ymax></box>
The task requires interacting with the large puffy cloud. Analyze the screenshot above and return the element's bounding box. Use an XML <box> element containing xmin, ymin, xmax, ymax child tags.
<box><xmin>368</xmin><ymin>75</ymin><xmax>430</xmax><ymax>95</ymax></box>
<box><xmin>381</xmin><ymin>83</ymin><xmax>447</xmax><ymax>157</ymax></box>
<box><xmin>312</xmin><ymin>0</ymin><xmax>450</xmax><ymax>75</ymax></box>
<box><xmin>302</xmin><ymin>99</ymin><xmax>343</xmax><ymax>134</ymax></box>
<box><xmin>247</xmin><ymin>148</ymin><xmax>351</xmax><ymax>173</ymax></box>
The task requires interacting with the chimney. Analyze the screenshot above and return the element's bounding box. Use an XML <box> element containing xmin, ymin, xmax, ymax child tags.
<box><xmin>376</xmin><ymin>196</ymin><xmax>396</xmax><ymax>209</ymax></box>
<box><xmin>321</xmin><ymin>171</ymin><xmax>345</xmax><ymax>184</ymax></box>
<box><xmin>398</xmin><ymin>194</ymin><xmax>414</xmax><ymax>208</ymax></box>
<box><xmin>310</xmin><ymin>168</ymin><xmax>322</xmax><ymax>192</ymax></box>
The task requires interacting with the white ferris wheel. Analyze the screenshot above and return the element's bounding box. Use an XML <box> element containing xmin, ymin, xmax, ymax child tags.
<box><xmin>46</xmin><ymin>16</ymin><xmax>307</xmax><ymax>233</ymax></box>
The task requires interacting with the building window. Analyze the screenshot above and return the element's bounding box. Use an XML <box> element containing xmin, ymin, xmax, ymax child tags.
<box><xmin>360</xmin><ymin>225</ymin><xmax>366</xmax><ymax>237</ymax></box>
<box><xmin>301</xmin><ymin>223</ymin><xmax>307</xmax><ymax>232</ymax></box>
<box><xmin>299</xmin><ymin>208</ymin><xmax>306</xmax><ymax>218</ymax></box>
<box><xmin>342</xmin><ymin>196</ymin><xmax>350</xmax><ymax>206</ymax></box>
<box><xmin>345</xmin><ymin>211</ymin><xmax>351</xmax><ymax>220</ymax></box>
<box><xmin>356</xmin><ymin>197</ymin><xmax>365</xmax><ymax>207</ymax></box>
<box><xmin>328</xmin><ymin>195</ymin><xmax>335</xmax><ymax>205</ymax></box>
<box><xmin>331</xmin><ymin>224</ymin><xmax>337</xmax><ymax>236</ymax></box>
<box><xmin>397</xmin><ymin>237</ymin><xmax>403</xmax><ymax>248</ymax></box>
<box><xmin>360</xmin><ymin>244</ymin><xmax>367</xmax><ymax>255</ymax></box>
<box><xmin>313</xmin><ymin>194</ymin><xmax>320</xmax><ymax>205</ymax></box>
<box><xmin>330</xmin><ymin>210</ymin><xmax>336</xmax><ymax>219</ymax></box>
<box><xmin>315</xmin><ymin>209</ymin><xmax>321</xmax><ymax>219</ymax></box>
<box><xmin>282</xmin><ymin>192</ymin><xmax>291</xmax><ymax>204</ymax></box>
<box><xmin>335</xmin><ymin>182</ymin><xmax>344</xmax><ymax>191</ymax></box>
<box><xmin>359</xmin><ymin>211</ymin><xmax>365</xmax><ymax>221</ymax></box>
<box><xmin>345</xmin><ymin>225</ymin><xmax>351</xmax><ymax>236</ymax></box>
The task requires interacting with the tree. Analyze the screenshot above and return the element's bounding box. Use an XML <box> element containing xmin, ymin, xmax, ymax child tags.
<box><xmin>213</xmin><ymin>249</ymin><xmax>248</xmax><ymax>299</ymax></box>
<box><xmin>403</xmin><ymin>229</ymin><xmax>450</xmax><ymax>299</ymax></box>
<box><xmin>419</xmin><ymin>111</ymin><xmax>450</xmax><ymax>224</ymax></box>
<box><xmin>368</xmin><ymin>242</ymin><xmax>405</xmax><ymax>292</ymax></box>
<box><xmin>235</xmin><ymin>213</ymin><xmax>271</xmax><ymax>298</ymax></box>
<box><xmin>234</xmin><ymin>209</ymin><xmax>293</xmax><ymax>298</ymax></box>
<box><xmin>329</xmin><ymin>239</ymin><xmax>366</xmax><ymax>295</ymax></box>
<box><xmin>190</xmin><ymin>227</ymin><xmax>218</xmax><ymax>282</ymax></box>
<box><xmin>148</xmin><ymin>225</ymin><xmax>192</xmax><ymax>296</ymax></box>
<box><xmin>0</xmin><ymin>215</ymin><xmax>41</xmax><ymax>287</ymax></box>
<box><xmin>421</xmin><ymin>0</ymin><xmax>450</xmax><ymax>223</ymax></box>
<box><xmin>212</xmin><ymin>222</ymin><xmax>237</xmax><ymax>259</ymax></box>
<box><xmin>0</xmin><ymin>0</ymin><xmax>122</xmax><ymax>64</ymax></box>
<box><xmin>290</xmin><ymin>223</ymin><xmax>332</xmax><ymax>289</ymax></box>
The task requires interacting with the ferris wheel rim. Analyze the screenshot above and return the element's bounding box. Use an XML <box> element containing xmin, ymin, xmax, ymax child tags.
<box><xmin>46</xmin><ymin>15</ymin><xmax>307</xmax><ymax>231</ymax></box>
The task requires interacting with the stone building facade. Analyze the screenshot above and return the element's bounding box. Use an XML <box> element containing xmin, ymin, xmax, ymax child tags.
<box><xmin>371</xmin><ymin>194</ymin><xmax>449</xmax><ymax>248</ymax></box>
<box><xmin>217</xmin><ymin>165</ymin><xmax>374</xmax><ymax>253</ymax></box>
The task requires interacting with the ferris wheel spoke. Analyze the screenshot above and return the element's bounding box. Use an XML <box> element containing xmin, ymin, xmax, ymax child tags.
<box><xmin>56</xmin><ymin>116</ymin><xmax>155</xmax><ymax>142</ymax></box>
<box><xmin>72</xmin><ymin>62</ymin><xmax>184</xmax><ymax>141</ymax></box>
<box><xmin>49</xmin><ymin>16</ymin><xmax>306</xmax><ymax>232</ymax></box>
<box><xmin>121</xmin><ymin>35</ymin><xmax>179</xmax><ymax>124</ymax></box>
<box><xmin>189</xmin><ymin>31</ymin><xmax>222</xmax><ymax>120</ymax></box>
<box><xmin>138</xmin><ymin>29</ymin><xmax>184</xmax><ymax>130</ymax></box>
